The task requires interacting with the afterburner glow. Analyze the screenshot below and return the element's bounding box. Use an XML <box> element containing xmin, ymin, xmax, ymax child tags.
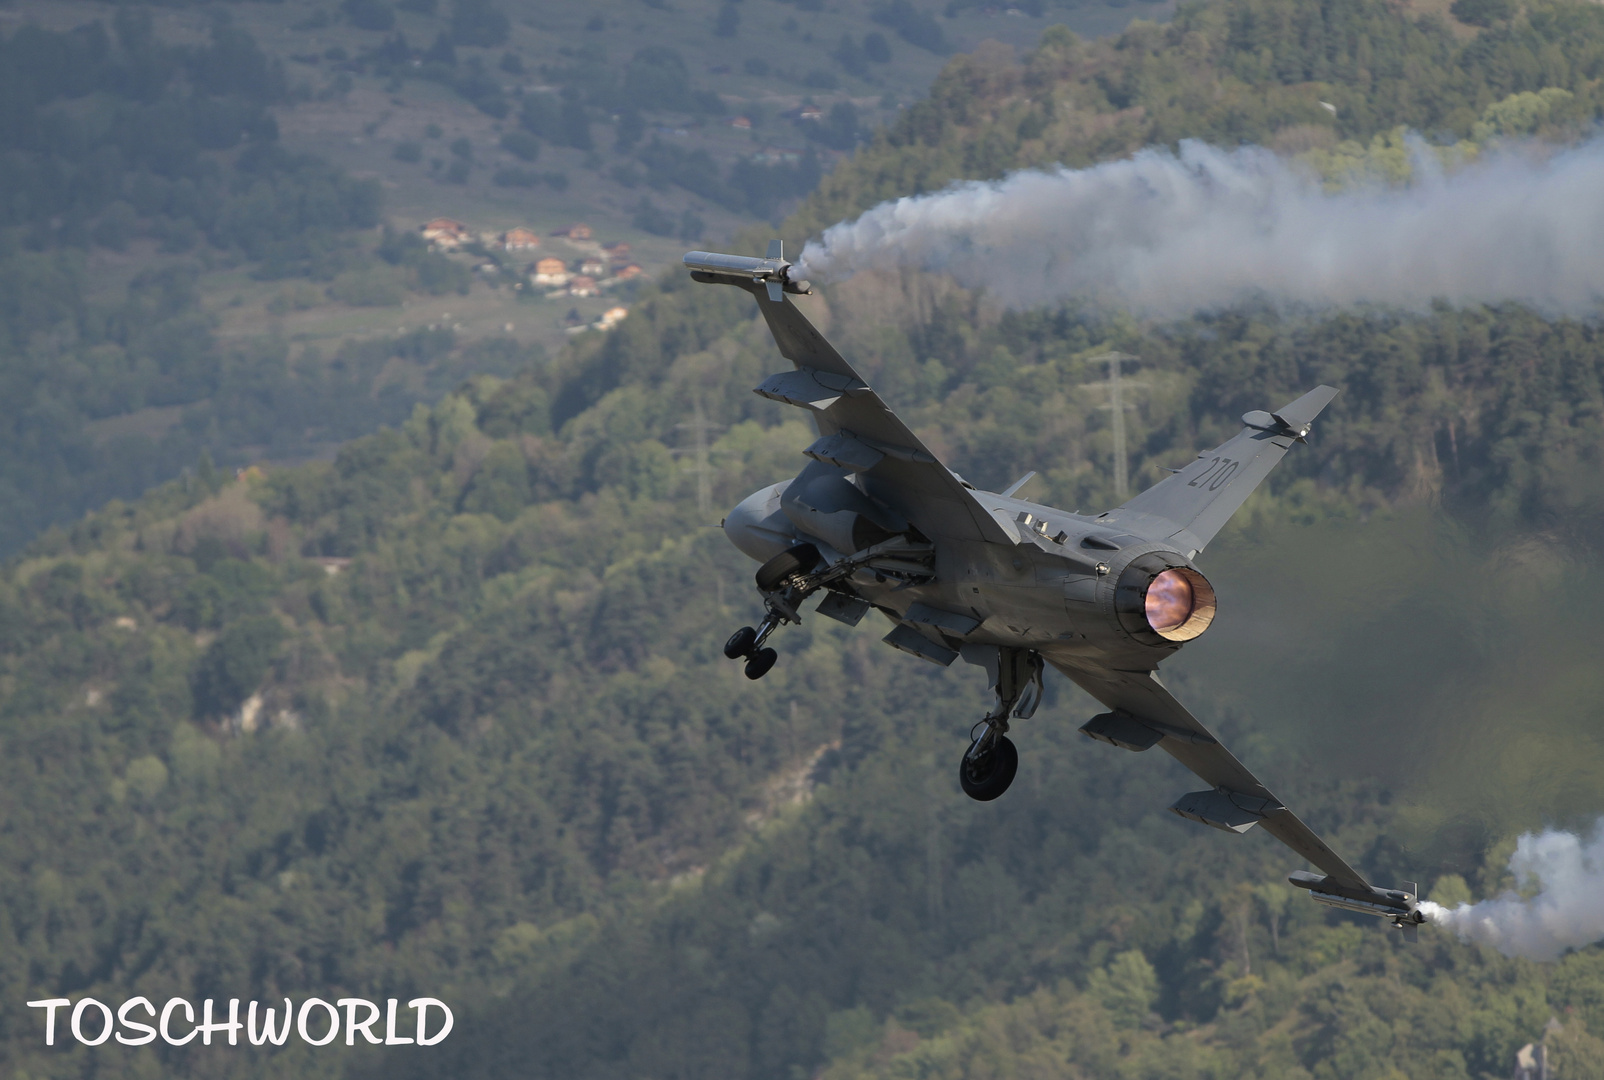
<box><xmin>1145</xmin><ymin>569</ymin><xmax>1194</xmax><ymax>632</ymax></box>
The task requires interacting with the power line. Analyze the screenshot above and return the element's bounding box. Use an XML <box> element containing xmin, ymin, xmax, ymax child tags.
<box><xmin>674</xmin><ymin>397</ymin><xmax>722</xmax><ymax>518</ymax></box>
<box><xmin>1088</xmin><ymin>351</ymin><xmax>1144</xmax><ymax>499</ymax></box>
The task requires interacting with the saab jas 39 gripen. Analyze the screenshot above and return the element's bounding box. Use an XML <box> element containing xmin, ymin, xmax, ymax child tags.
<box><xmin>685</xmin><ymin>244</ymin><xmax>1426</xmax><ymax>936</ymax></box>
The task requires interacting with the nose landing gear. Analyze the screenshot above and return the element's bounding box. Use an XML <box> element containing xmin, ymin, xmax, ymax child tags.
<box><xmin>722</xmin><ymin>544</ymin><xmax>821</xmax><ymax>680</ymax></box>
<box><xmin>722</xmin><ymin>536</ymin><xmax>937</xmax><ymax>681</ymax></box>
<box><xmin>724</xmin><ymin>624</ymin><xmax>779</xmax><ymax>680</ymax></box>
<box><xmin>957</xmin><ymin>648</ymin><xmax>1043</xmax><ymax>802</ymax></box>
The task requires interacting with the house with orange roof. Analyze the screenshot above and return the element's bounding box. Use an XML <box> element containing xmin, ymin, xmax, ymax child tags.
<box><xmin>532</xmin><ymin>257</ymin><xmax>570</xmax><ymax>286</ymax></box>
<box><xmin>501</xmin><ymin>227</ymin><xmax>541</xmax><ymax>251</ymax></box>
<box><xmin>421</xmin><ymin>218</ymin><xmax>471</xmax><ymax>248</ymax></box>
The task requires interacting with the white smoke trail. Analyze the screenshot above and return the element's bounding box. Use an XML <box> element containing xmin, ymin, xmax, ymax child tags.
<box><xmin>1418</xmin><ymin>819</ymin><xmax>1604</xmax><ymax>961</ymax></box>
<box><xmin>793</xmin><ymin>139</ymin><xmax>1604</xmax><ymax>318</ymax></box>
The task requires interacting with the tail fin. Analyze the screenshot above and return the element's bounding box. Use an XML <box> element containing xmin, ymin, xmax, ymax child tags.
<box><xmin>1111</xmin><ymin>386</ymin><xmax>1338</xmax><ymax>556</ymax></box>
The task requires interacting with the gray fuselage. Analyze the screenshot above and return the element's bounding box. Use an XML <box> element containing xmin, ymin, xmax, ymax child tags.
<box><xmin>724</xmin><ymin>471</ymin><xmax>1208</xmax><ymax>676</ymax></box>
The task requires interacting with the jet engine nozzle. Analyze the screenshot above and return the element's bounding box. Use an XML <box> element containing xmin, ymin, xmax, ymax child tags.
<box><xmin>1111</xmin><ymin>554</ymin><xmax>1217</xmax><ymax>646</ymax></box>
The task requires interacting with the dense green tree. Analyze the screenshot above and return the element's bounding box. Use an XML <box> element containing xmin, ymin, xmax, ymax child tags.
<box><xmin>343</xmin><ymin>0</ymin><xmax>397</xmax><ymax>31</ymax></box>
<box><xmin>622</xmin><ymin>47</ymin><xmax>696</xmax><ymax>113</ymax></box>
<box><xmin>451</xmin><ymin>0</ymin><xmax>511</xmax><ymax>47</ymax></box>
<box><xmin>192</xmin><ymin>614</ymin><xmax>287</xmax><ymax>718</ymax></box>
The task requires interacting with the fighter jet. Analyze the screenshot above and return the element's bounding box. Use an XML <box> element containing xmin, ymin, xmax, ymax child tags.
<box><xmin>685</xmin><ymin>244</ymin><xmax>1425</xmax><ymax>936</ymax></box>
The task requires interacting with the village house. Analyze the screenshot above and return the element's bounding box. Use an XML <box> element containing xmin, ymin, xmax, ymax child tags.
<box><xmin>501</xmin><ymin>227</ymin><xmax>540</xmax><ymax>251</ymax></box>
<box><xmin>551</xmin><ymin>223</ymin><xmax>592</xmax><ymax>241</ymax></box>
<box><xmin>752</xmin><ymin>147</ymin><xmax>802</xmax><ymax>165</ymax></box>
<box><xmin>579</xmin><ymin>256</ymin><xmax>608</xmax><ymax>277</ymax></box>
<box><xmin>798</xmin><ymin>105</ymin><xmax>823</xmax><ymax>122</ymax></box>
<box><xmin>421</xmin><ymin>218</ymin><xmax>471</xmax><ymax>249</ymax></box>
<box><xmin>567</xmin><ymin>275</ymin><xmax>599</xmax><ymax>298</ymax></box>
<box><xmin>603</xmin><ymin>241</ymin><xmax>631</xmax><ymax>262</ymax></box>
<box><xmin>614</xmin><ymin>264</ymin><xmax>644</xmax><ymax>280</ymax></box>
<box><xmin>568</xmin><ymin>305</ymin><xmax>630</xmax><ymax>335</ymax></box>
<box><xmin>730</xmin><ymin>115</ymin><xmax>752</xmax><ymax>130</ymax></box>
<box><xmin>532</xmin><ymin>256</ymin><xmax>570</xmax><ymax>286</ymax></box>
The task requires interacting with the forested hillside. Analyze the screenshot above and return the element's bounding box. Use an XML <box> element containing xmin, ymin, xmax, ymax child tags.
<box><xmin>789</xmin><ymin>0</ymin><xmax>1604</xmax><ymax>234</ymax></box>
<box><xmin>0</xmin><ymin>13</ymin><xmax>523</xmax><ymax>554</ymax></box>
<box><xmin>6</xmin><ymin>0</ymin><xmax>1603</xmax><ymax>552</ymax></box>
<box><xmin>2</xmin><ymin>0</ymin><xmax>1604</xmax><ymax>1077</ymax></box>
<box><xmin>7</xmin><ymin>271</ymin><xmax>1604</xmax><ymax>1079</ymax></box>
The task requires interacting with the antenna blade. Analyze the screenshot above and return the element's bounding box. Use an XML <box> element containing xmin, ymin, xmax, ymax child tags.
<box><xmin>1000</xmin><ymin>471</ymin><xmax>1037</xmax><ymax>498</ymax></box>
<box><xmin>766</xmin><ymin>239</ymin><xmax>783</xmax><ymax>260</ymax></box>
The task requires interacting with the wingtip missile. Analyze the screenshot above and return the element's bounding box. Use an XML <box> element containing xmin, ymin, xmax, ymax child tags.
<box><xmin>1288</xmin><ymin>870</ymin><xmax>1427</xmax><ymax>939</ymax></box>
<box><xmin>684</xmin><ymin>244</ymin><xmax>811</xmax><ymax>300</ymax></box>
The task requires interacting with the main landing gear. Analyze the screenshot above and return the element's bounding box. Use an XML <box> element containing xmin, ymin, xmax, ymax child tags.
<box><xmin>959</xmin><ymin>727</ymin><xmax>1019</xmax><ymax>801</ymax></box>
<box><xmin>959</xmin><ymin>648</ymin><xmax>1043</xmax><ymax>802</ymax></box>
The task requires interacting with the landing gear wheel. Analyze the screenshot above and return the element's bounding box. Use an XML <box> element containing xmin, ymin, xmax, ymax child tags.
<box><xmin>724</xmin><ymin>626</ymin><xmax>758</xmax><ymax>659</ymax></box>
<box><xmin>958</xmin><ymin>734</ymin><xmax>1018</xmax><ymax>802</ymax></box>
<box><xmin>744</xmin><ymin>648</ymin><xmax>778</xmax><ymax>680</ymax></box>
<box><xmin>755</xmin><ymin>543</ymin><xmax>820</xmax><ymax>592</ymax></box>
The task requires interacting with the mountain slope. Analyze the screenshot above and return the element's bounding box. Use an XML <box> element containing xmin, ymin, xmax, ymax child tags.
<box><xmin>5</xmin><ymin>267</ymin><xmax>1604</xmax><ymax>1078</ymax></box>
<box><xmin>788</xmin><ymin>0</ymin><xmax>1604</xmax><ymax>235</ymax></box>
<box><xmin>4</xmin><ymin>0</ymin><xmax>1604</xmax><ymax>1076</ymax></box>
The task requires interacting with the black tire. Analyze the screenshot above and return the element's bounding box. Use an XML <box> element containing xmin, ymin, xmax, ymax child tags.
<box><xmin>744</xmin><ymin>647</ymin><xmax>778</xmax><ymax>680</ymax></box>
<box><xmin>958</xmin><ymin>735</ymin><xmax>1018</xmax><ymax>802</ymax></box>
<box><xmin>724</xmin><ymin>626</ymin><xmax>757</xmax><ymax>659</ymax></box>
<box><xmin>755</xmin><ymin>543</ymin><xmax>820</xmax><ymax>592</ymax></box>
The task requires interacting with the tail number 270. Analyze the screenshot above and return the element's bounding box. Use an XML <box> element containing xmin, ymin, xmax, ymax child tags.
<box><xmin>1188</xmin><ymin>456</ymin><xmax>1239</xmax><ymax>491</ymax></box>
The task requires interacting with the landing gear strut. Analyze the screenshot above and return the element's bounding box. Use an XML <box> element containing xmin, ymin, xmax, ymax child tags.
<box><xmin>723</xmin><ymin>544</ymin><xmax>820</xmax><ymax>680</ymax></box>
<box><xmin>722</xmin><ymin>536</ymin><xmax>937</xmax><ymax>680</ymax></box>
<box><xmin>958</xmin><ymin>648</ymin><xmax>1043</xmax><ymax>802</ymax></box>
